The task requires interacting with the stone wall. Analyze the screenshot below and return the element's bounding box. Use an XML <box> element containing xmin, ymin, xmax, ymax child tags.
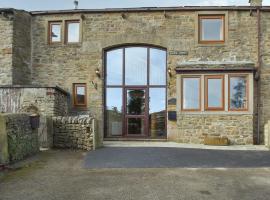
<box><xmin>0</xmin><ymin>11</ymin><xmax>13</xmax><ymax>85</ymax></box>
<box><xmin>12</xmin><ymin>11</ymin><xmax>32</xmax><ymax>85</ymax></box>
<box><xmin>0</xmin><ymin>86</ymin><xmax>68</xmax><ymax>148</ymax></box>
<box><xmin>0</xmin><ymin>10</ymin><xmax>32</xmax><ymax>85</ymax></box>
<box><xmin>0</xmin><ymin>113</ymin><xmax>39</xmax><ymax>164</ymax></box>
<box><xmin>53</xmin><ymin>116</ymin><xmax>98</xmax><ymax>151</ymax></box>
<box><xmin>168</xmin><ymin>114</ymin><xmax>253</xmax><ymax>145</ymax></box>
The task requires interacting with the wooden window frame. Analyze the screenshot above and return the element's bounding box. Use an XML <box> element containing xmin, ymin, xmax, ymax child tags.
<box><xmin>198</xmin><ymin>15</ymin><xmax>225</xmax><ymax>44</ymax></box>
<box><xmin>65</xmin><ymin>20</ymin><xmax>81</xmax><ymax>44</ymax></box>
<box><xmin>73</xmin><ymin>83</ymin><xmax>87</xmax><ymax>107</ymax></box>
<box><xmin>228</xmin><ymin>75</ymin><xmax>249</xmax><ymax>111</ymax></box>
<box><xmin>181</xmin><ymin>76</ymin><xmax>201</xmax><ymax>112</ymax></box>
<box><xmin>48</xmin><ymin>21</ymin><xmax>62</xmax><ymax>45</ymax></box>
<box><xmin>205</xmin><ymin>75</ymin><xmax>225</xmax><ymax>111</ymax></box>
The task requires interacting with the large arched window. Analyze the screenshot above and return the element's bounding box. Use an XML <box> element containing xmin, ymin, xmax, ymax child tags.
<box><xmin>105</xmin><ymin>46</ymin><xmax>167</xmax><ymax>138</ymax></box>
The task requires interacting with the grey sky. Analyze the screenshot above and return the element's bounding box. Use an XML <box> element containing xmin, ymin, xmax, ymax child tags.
<box><xmin>0</xmin><ymin>0</ymin><xmax>269</xmax><ymax>11</ymax></box>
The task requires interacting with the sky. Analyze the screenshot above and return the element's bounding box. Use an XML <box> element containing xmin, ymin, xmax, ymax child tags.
<box><xmin>0</xmin><ymin>0</ymin><xmax>269</xmax><ymax>11</ymax></box>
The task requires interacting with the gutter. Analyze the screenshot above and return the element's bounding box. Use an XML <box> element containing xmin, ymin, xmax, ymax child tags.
<box><xmin>256</xmin><ymin>7</ymin><xmax>262</xmax><ymax>144</ymax></box>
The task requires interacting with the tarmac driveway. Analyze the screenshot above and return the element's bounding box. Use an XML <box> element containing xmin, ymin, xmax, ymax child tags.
<box><xmin>0</xmin><ymin>148</ymin><xmax>270</xmax><ymax>200</ymax></box>
<box><xmin>84</xmin><ymin>147</ymin><xmax>270</xmax><ymax>168</ymax></box>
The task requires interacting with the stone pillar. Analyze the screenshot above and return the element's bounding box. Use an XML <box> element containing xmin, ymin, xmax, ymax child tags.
<box><xmin>249</xmin><ymin>0</ymin><xmax>262</xmax><ymax>6</ymax></box>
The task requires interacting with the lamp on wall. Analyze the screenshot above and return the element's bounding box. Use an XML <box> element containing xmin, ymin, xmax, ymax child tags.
<box><xmin>168</xmin><ymin>67</ymin><xmax>172</xmax><ymax>77</ymax></box>
<box><xmin>121</xmin><ymin>13</ymin><xmax>127</xmax><ymax>19</ymax></box>
<box><xmin>95</xmin><ymin>68</ymin><xmax>101</xmax><ymax>78</ymax></box>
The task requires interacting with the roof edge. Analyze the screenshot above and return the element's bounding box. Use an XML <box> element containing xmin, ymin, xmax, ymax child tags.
<box><xmin>30</xmin><ymin>6</ymin><xmax>270</xmax><ymax>15</ymax></box>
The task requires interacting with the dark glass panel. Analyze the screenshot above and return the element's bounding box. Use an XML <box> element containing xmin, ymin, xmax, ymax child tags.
<box><xmin>76</xmin><ymin>86</ymin><xmax>85</xmax><ymax>104</ymax></box>
<box><xmin>126</xmin><ymin>89</ymin><xmax>145</xmax><ymax>115</ymax></box>
<box><xmin>127</xmin><ymin>118</ymin><xmax>144</xmax><ymax>135</ymax></box>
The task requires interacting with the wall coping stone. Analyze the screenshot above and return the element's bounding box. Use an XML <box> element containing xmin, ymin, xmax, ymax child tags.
<box><xmin>0</xmin><ymin>85</ymin><xmax>69</xmax><ymax>95</ymax></box>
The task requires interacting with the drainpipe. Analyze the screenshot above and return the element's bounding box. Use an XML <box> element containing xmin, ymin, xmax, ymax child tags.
<box><xmin>256</xmin><ymin>7</ymin><xmax>261</xmax><ymax>144</ymax></box>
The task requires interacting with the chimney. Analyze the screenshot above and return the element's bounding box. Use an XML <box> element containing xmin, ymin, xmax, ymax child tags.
<box><xmin>249</xmin><ymin>0</ymin><xmax>262</xmax><ymax>6</ymax></box>
<box><xmin>74</xmin><ymin>0</ymin><xmax>79</xmax><ymax>9</ymax></box>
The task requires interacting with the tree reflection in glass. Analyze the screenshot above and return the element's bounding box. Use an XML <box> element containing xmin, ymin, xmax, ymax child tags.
<box><xmin>230</xmin><ymin>77</ymin><xmax>247</xmax><ymax>110</ymax></box>
<box><xmin>126</xmin><ymin>89</ymin><xmax>145</xmax><ymax>115</ymax></box>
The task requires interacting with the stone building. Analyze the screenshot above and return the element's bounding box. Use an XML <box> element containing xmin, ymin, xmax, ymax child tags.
<box><xmin>0</xmin><ymin>0</ymin><xmax>269</xmax><ymax>147</ymax></box>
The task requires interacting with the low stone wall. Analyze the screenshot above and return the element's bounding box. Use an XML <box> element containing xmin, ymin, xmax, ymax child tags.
<box><xmin>169</xmin><ymin>114</ymin><xmax>253</xmax><ymax>145</ymax></box>
<box><xmin>0</xmin><ymin>86</ymin><xmax>68</xmax><ymax>148</ymax></box>
<box><xmin>53</xmin><ymin>116</ymin><xmax>97</xmax><ymax>151</ymax></box>
<box><xmin>0</xmin><ymin>86</ymin><xmax>68</xmax><ymax>116</ymax></box>
<box><xmin>0</xmin><ymin>113</ymin><xmax>39</xmax><ymax>164</ymax></box>
<box><xmin>264</xmin><ymin>121</ymin><xmax>270</xmax><ymax>148</ymax></box>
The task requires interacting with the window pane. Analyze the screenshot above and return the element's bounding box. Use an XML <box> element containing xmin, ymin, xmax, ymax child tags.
<box><xmin>182</xmin><ymin>78</ymin><xmax>200</xmax><ymax>110</ymax></box>
<box><xmin>106</xmin><ymin>88</ymin><xmax>123</xmax><ymax>136</ymax></box>
<box><xmin>106</xmin><ymin>49</ymin><xmax>123</xmax><ymax>85</ymax></box>
<box><xmin>201</xmin><ymin>18</ymin><xmax>223</xmax><ymax>41</ymax></box>
<box><xmin>125</xmin><ymin>47</ymin><xmax>147</xmax><ymax>85</ymax></box>
<box><xmin>207</xmin><ymin>78</ymin><xmax>223</xmax><ymax>108</ymax></box>
<box><xmin>51</xmin><ymin>24</ymin><xmax>61</xmax><ymax>42</ymax></box>
<box><xmin>67</xmin><ymin>22</ymin><xmax>80</xmax><ymax>43</ymax></box>
<box><xmin>126</xmin><ymin>89</ymin><xmax>145</xmax><ymax>115</ymax></box>
<box><xmin>128</xmin><ymin>118</ymin><xmax>144</xmax><ymax>135</ymax></box>
<box><xmin>149</xmin><ymin>88</ymin><xmax>166</xmax><ymax>137</ymax></box>
<box><xmin>150</xmin><ymin>49</ymin><xmax>166</xmax><ymax>85</ymax></box>
<box><xmin>76</xmin><ymin>86</ymin><xmax>86</xmax><ymax>104</ymax></box>
<box><xmin>230</xmin><ymin>77</ymin><xmax>247</xmax><ymax>110</ymax></box>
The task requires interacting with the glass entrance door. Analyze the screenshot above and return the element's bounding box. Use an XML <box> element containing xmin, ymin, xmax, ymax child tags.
<box><xmin>105</xmin><ymin>46</ymin><xmax>167</xmax><ymax>138</ymax></box>
<box><xmin>125</xmin><ymin>88</ymin><xmax>147</xmax><ymax>136</ymax></box>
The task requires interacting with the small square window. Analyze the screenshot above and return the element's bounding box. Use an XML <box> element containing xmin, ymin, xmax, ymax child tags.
<box><xmin>66</xmin><ymin>20</ymin><xmax>80</xmax><ymax>43</ymax></box>
<box><xmin>205</xmin><ymin>75</ymin><xmax>224</xmax><ymax>111</ymax></box>
<box><xmin>181</xmin><ymin>76</ymin><xmax>201</xmax><ymax>111</ymax></box>
<box><xmin>49</xmin><ymin>21</ymin><xmax>62</xmax><ymax>44</ymax></box>
<box><xmin>229</xmin><ymin>75</ymin><xmax>248</xmax><ymax>111</ymax></box>
<box><xmin>73</xmin><ymin>83</ymin><xmax>87</xmax><ymax>107</ymax></box>
<box><xmin>199</xmin><ymin>15</ymin><xmax>225</xmax><ymax>44</ymax></box>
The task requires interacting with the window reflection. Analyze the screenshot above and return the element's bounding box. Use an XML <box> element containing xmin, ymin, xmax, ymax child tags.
<box><xmin>67</xmin><ymin>21</ymin><xmax>80</xmax><ymax>43</ymax></box>
<box><xmin>106</xmin><ymin>49</ymin><xmax>123</xmax><ymax>85</ymax></box>
<box><xmin>229</xmin><ymin>77</ymin><xmax>247</xmax><ymax>110</ymax></box>
<box><xmin>150</xmin><ymin>49</ymin><xmax>166</xmax><ymax>85</ymax></box>
<box><xmin>149</xmin><ymin>88</ymin><xmax>166</xmax><ymax>137</ymax></box>
<box><xmin>51</xmin><ymin>23</ymin><xmax>61</xmax><ymax>42</ymax></box>
<box><xmin>76</xmin><ymin>86</ymin><xmax>85</xmax><ymax>104</ymax></box>
<box><xmin>125</xmin><ymin>47</ymin><xmax>147</xmax><ymax>85</ymax></box>
<box><xmin>126</xmin><ymin>89</ymin><xmax>145</xmax><ymax>115</ymax></box>
<box><xmin>200</xmin><ymin>16</ymin><xmax>224</xmax><ymax>41</ymax></box>
<box><xmin>106</xmin><ymin>88</ymin><xmax>123</xmax><ymax>136</ymax></box>
<box><xmin>182</xmin><ymin>78</ymin><xmax>200</xmax><ymax>110</ymax></box>
<box><xmin>207</xmin><ymin>77</ymin><xmax>223</xmax><ymax>108</ymax></box>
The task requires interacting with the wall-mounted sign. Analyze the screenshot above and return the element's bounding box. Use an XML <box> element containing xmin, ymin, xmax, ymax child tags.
<box><xmin>168</xmin><ymin>111</ymin><xmax>177</xmax><ymax>121</ymax></box>
<box><xmin>169</xmin><ymin>51</ymin><xmax>188</xmax><ymax>56</ymax></box>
